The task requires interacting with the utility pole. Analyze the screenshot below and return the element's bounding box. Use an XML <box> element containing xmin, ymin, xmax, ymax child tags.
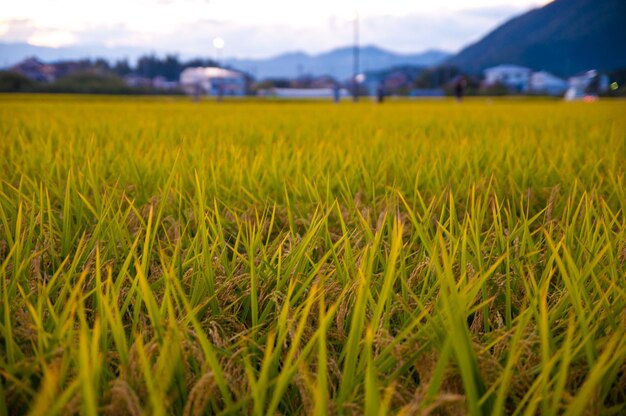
<box><xmin>353</xmin><ymin>10</ymin><xmax>359</xmax><ymax>102</ymax></box>
<box><xmin>213</xmin><ymin>37</ymin><xmax>225</xmax><ymax>102</ymax></box>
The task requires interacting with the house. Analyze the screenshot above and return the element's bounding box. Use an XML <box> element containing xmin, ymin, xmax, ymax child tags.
<box><xmin>530</xmin><ymin>71</ymin><xmax>568</xmax><ymax>96</ymax></box>
<box><xmin>363</xmin><ymin>66</ymin><xmax>423</xmax><ymax>96</ymax></box>
<box><xmin>153</xmin><ymin>76</ymin><xmax>179</xmax><ymax>90</ymax></box>
<box><xmin>179</xmin><ymin>67</ymin><xmax>246</xmax><ymax>96</ymax></box>
<box><xmin>483</xmin><ymin>65</ymin><xmax>532</xmax><ymax>93</ymax></box>
<box><xmin>564</xmin><ymin>70</ymin><xmax>610</xmax><ymax>101</ymax></box>
<box><xmin>123</xmin><ymin>75</ymin><xmax>153</xmax><ymax>88</ymax></box>
<box><xmin>383</xmin><ymin>71</ymin><xmax>410</xmax><ymax>90</ymax></box>
<box><xmin>310</xmin><ymin>75</ymin><xmax>339</xmax><ymax>89</ymax></box>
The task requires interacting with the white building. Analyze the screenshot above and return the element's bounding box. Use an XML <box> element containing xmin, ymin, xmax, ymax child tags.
<box><xmin>530</xmin><ymin>71</ymin><xmax>568</xmax><ymax>96</ymax></box>
<box><xmin>179</xmin><ymin>67</ymin><xmax>245</xmax><ymax>96</ymax></box>
<box><xmin>564</xmin><ymin>70</ymin><xmax>610</xmax><ymax>101</ymax></box>
<box><xmin>484</xmin><ymin>65</ymin><xmax>532</xmax><ymax>93</ymax></box>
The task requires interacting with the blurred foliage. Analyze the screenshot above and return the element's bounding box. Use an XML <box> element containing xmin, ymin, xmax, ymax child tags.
<box><xmin>0</xmin><ymin>71</ymin><xmax>38</xmax><ymax>92</ymax></box>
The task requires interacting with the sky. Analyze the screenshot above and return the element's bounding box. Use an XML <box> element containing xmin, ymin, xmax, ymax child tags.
<box><xmin>0</xmin><ymin>0</ymin><xmax>551</xmax><ymax>58</ymax></box>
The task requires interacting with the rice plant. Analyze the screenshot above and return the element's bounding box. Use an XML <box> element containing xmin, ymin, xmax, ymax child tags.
<box><xmin>1</xmin><ymin>95</ymin><xmax>625</xmax><ymax>415</ymax></box>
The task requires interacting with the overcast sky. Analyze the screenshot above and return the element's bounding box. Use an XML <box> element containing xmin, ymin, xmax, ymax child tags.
<box><xmin>1</xmin><ymin>0</ymin><xmax>551</xmax><ymax>58</ymax></box>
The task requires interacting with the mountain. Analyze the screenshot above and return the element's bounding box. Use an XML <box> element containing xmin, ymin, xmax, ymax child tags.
<box><xmin>0</xmin><ymin>43</ymin><xmax>149</xmax><ymax>67</ymax></box>
<box><xmin>225</xmin><ymin>46</ymin><xmax>450</xmax><ymax>80</ymax></box>
<box><xmin>447</xmin><ymin>0</ymin><xmax>626</xmax><ymax>76</ymax></box>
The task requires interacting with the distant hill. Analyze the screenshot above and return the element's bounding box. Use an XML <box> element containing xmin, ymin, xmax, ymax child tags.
<box><xmin>447</xmin><ymin>0</ymin><xmax>626</xmax><ymax>76</ymax></box>
<box><xmin>0</xmin><ymin>42</ymin><xmax>449</xmax><ymax>81</ymax></box>
<box><xmin>0</xmin><ymin>43</ymin><xmax>149</xmax><ymax>67</ymax></box>
<box><xmin>225</xmin><ymin>46</ymin><xmax>450</xmax><ymax>80</ymax></box>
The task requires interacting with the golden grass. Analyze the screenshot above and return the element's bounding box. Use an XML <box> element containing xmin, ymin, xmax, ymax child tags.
<box><xmin>1</xmin><ymin>94</ymin><xmax>625</xmax><ymax>415</ymax></box>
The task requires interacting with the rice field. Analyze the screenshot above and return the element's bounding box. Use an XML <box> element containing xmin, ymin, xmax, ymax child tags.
<box><xmin>1</xmin><ymin>94</ymin><xmax>625</xmax><ymax>415</ymax></box>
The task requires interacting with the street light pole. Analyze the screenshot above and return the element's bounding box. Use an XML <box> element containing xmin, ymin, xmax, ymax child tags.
<box><xmin>353</xmin><ymin>11</ymin><xmax>359</xmax><ymax>102</ymax></box>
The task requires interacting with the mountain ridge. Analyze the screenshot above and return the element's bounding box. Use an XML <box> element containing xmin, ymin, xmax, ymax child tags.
<box><xmin>0</xmin><ymin>42</ymin><xmax>450</xmax><ymax>80</ymax></box>
<box><xmin>225</xmin><ymin>45</ymin><xmax>449</xmax><ymax>79</ymax></box>
<box><xmin>446</xmin><ymin>0</ymin><xmax>626</xmax><ymax>76</ymax></box>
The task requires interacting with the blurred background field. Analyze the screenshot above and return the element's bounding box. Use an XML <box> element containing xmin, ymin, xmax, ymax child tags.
<box><xmin>1</xmin><ymin>95</ymin><xmax>625</xmax><ymax>415</ymax></box>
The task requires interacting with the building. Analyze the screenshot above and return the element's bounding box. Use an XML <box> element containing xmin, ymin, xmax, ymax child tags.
<box><xmin>483</xmin><ymin>65</ymin><xmax>532</xmax><ymax>93</ymax></box>
<box><xmin>258</xmin><ymin>88</ymin><xmax>350</xmax><ymax>99</ymax></box>
<box><xmin>529</xmin><ymin>71</ymin><xmax>568</xmax><ymax>96</ymax></box>
<box><xmin>363</xmin><ymin>66</ymin><xmax>423</xmax><ymax>96</ymax></box>
<box><xmin>123</xmin><ymin>75</ymin><xmax>153</xmax><ymax>88</ymax></box>
<box><xmin>179</xmin><ymin>67</ymin><xmax>245</xmax><ymax>96</ymax></box>
<box><xmin>152</xmin><ymin>76</ymin><xmax>179</xmax><ymax>90</ymax></box>
<box><xmin>565</xmin><ymin>70</ymin><xmax>610</xmax><ymax>101</ymax></box>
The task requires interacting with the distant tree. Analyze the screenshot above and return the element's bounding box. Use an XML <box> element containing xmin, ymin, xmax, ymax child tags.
<box><xmin>250</xmin><ymin>80</ymin><xmax>272</xmax><ymax>92</ymax></box>
<box><xmin>475</xmin><ymin>80</ymin><xmax>509</xmax><ymax>96</ymax></box>
<box><xmin>290</xmin><ymin>75</ymin><xmax>313</xmax><ymax>88</ymax></box>
<box><xmin>47</xmin><ymin>72</ymin><xmax>130</xmax><ymax>94</ymax></box>
<box><xmin>137</xmin><ymin>55</ymin><xmax>158</xmax><ymax>78</ymax></box>
<box><xmin>183</xmin><ymin>58</ymin><xmax>219</xmax><ymax>69</ymax></box>
<box><xmin>0</xmin><ymin>71</ymin><xmax>36</xmax><ymax>92</ymax></box>
<box><xmin>117</xmin><ymin>54</ymin><xmax>227</xmax><ymax>81</ymax></box>
<box><xmin>113</xmin><ymin>59</ymin><xmax>132</xmax><ymax>76</ymax></box>
<box><xmin>161</xmin><ymin>55</ymin><xmax>182</xmax><ymax>80</ymax></box>
<box><xmin>249</xmin><ymin>78</ymin><xmax>291</xmax><ymax>95</ymax></box>
<box><xmin>415</xmin><ymin>66</ymin><xmax>460</xmax><ymax>89</ymax></box>
<box><xmin>6</xmin><ymin>52</ymin><xmax>250</xmax><ymax>92</ymax></box>
<box><xmin>94</xmin><ymin>58</ymin><xmax>111</xmax><ymax>72</ymax></box>
<box><xmin>267</xmin><ymin>78</ymin><xmax>290</xmax><ymax>88</ymax></box>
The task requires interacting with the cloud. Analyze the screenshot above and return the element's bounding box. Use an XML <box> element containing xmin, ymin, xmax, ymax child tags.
<box><xmin>459</xmin><ymin>5</ymin><xmax>530</xmax><ymax>19</ymax></box>
<box><xmin>0</xmin><ymin>19</ymin><xmax>38</xmax><ymax>42</ymax></box>
<box><xmin>356</xmin><ymin>6</ymin><xmax>528</xmax><ymax>53</ymax></box>
<box><xmin>0</xmin><ymin>5</ymin><xmax>532</xmax><ymax>59</ymax></box>
<box><xmin>27</xmin><ymin>30</ymin><xmax>78</xmax><ymax>48</ymax></box>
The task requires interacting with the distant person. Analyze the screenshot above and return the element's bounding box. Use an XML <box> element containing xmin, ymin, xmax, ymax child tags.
<box><xmin>217</xmin><ymin>82</ymin><xmax>224</xmax><ymax>102</ymax></box>
<box><xmin>333</xmin><ymin>84</ymin><xmax>341</xmax><ymax>103</ymax></box>
<box><xmin>376</xmin><ymin>85</ymin><xmax>385</xmax><ymax>103</ymax></box>
<box><xmin>193</xmin><ymin>82</ymin><xmax>202</xmax><ymax>102</ymax></box>
<box><xmin>454</xmin><ymin>76</ymin><xmax>467</xmax><ymax>102</ymax></box>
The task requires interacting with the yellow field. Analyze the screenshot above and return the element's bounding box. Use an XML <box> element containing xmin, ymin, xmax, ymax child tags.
<box><xmin>1</xmin><ymin>95</ymin><xmax>625</xmax><ymax>415</ymax></box>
